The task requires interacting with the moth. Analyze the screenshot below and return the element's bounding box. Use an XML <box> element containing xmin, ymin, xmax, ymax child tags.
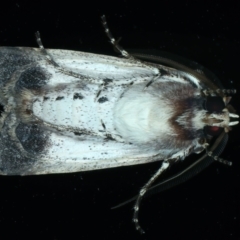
<box><xmin>0</xmin><ymin>16</ymin><xmax>238</xmax><ymax>233</ymax></box>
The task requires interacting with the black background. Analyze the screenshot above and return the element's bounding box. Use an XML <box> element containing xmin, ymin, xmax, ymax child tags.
<box><xmin>0</xmin><ymin>1</ymin><xmax>240</xmax><ymax>240</ymax></box>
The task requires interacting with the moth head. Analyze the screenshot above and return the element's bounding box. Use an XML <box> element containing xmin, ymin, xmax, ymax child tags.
<box><xmin>201</xmin><ymin>90</ymin><xmax>239</xmax><ymax>137</ymax></box>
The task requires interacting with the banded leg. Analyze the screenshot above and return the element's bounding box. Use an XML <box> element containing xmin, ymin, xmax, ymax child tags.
<box><xmin>35</xmin><ymin>31</ymin><xmax>59</xmax><ymax>67</ymax></box>
<box><xmin>35</xmin><ymin>32</ymin><xmax>104</xmax><ymax>84</ymax></box>
<box><xmin>101</xmin><ymin>15</ymin><xmax>132</xmax><ymax>59</ymax></box>
<box><xmin>101</xmin><ymin>15</ymin><xmax>161</xmax><ymax>89</ymax></box>
<box><xmin>133</xmin><ymin>161</ymin><xmax>170</xmax><ymax>234</ymax></box>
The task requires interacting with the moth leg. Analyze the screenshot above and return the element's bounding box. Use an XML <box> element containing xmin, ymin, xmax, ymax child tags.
<box><xmin>32</xmin><ymin>114</ymin><xmax>121</xmax><ymax>141</ymax></box>
<box><xmin>101</xmin><ymin>15</ymin><xmax>132</xmax><ymax>59</ymax></box>
<box><xmin>101</xmin><ymin>15</ymin><xmax>162</xmax><ymax>85</ymax></box>
<box><xmin>143</xmin><ymin>75</ymin><xmax>162</xmax><ymax>90</ymax></box>
<box><xmin>35</xmin><ymin>31</ymin><xmax>81</xmax><ymax>77</ymax></box>
<box><xmin>133</xmin><ymin>161</ymin><xmax>170</xmax><ymax>234</ymax></box>
<box><xmin>31</xmin><ymin>114</ymin><xmax>95</xmax><ymax>135</ymax></box>
<box><xmin>35</xmin><ymin>32</ymin><xmax>105</xmax><ymax>84</ymax></box>
<box><xmin>35</xmin><ymin>31</ymin><xmax>59</xmax><ymax>67</ymax></box>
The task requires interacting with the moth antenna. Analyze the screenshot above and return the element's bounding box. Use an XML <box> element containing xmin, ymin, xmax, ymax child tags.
<box><xmin>35</xmin><ymin>32</ymin><xmax>103</xmax><ymax>84</ymax></box>
<box><xmin>31</xmin><ymin>113</ymin><xmax>96</xmax><ymax>136</ymax></box>
<box><xmin>35</xmin><ymin>31</ymin><xmax>59</xmax><ymax>67</ymax></box>
<box><xmin>202</xmin><ymin>88</ymin><xmax>237</xmax><ymax>96</ymax></box>
<box><xmin>221</xmin><ymin>89</ymin><xmax>237</xmax><ymax>95</ymax></box>
<box><xmin>133</xmin><ymin>161</ymin><xmax>170</xmax><ymax>234</ymax></box>
<box><xmin>101</xmin><ymin>15</ymin><xmax>132</xmax><ymax>59</ymax></box>
<box><xmin>205</xmin><ymin>150</ymin><xmax>232</xmax><ymax>166</ymax></box>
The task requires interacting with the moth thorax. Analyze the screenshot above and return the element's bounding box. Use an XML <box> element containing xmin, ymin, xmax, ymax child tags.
<box><xmin>113</xmin><ymin>81</ymin><xmax>204</xmax><ymax>146</ymax></box>
<box><xmin>113</xmin><ymin>83</ymin><xmax>175</xmax><ymax>145</ymax></box>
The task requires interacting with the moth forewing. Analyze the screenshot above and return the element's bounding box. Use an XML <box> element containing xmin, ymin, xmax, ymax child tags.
<box><xmin>0</xmin><ymin>44</ymin><xmax>213</xmax><ymax>176</ymax></box>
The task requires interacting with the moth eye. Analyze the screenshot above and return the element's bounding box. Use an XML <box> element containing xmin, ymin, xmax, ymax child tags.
<box><xmin>204</xmin><ymin>125</ymin><xmax>223</xmax><ymax>137</ymax></box>
<box><xmin>204</xmin><ymin>96</ymin><xmax>225</xmax><ymax>112</ymax></box>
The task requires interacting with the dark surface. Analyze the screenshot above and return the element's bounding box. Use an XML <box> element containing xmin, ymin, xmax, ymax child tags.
<box><xmin>0</xmin><ymin>1</ymin><xmax>239</xmax><ymax>240</ymax></box>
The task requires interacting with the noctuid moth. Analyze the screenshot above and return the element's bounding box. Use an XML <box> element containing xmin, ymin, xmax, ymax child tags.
<box><xmin>0</xmin><ymin>16</ymin><xmax>238</xmax><ymax>233</ymax></box>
